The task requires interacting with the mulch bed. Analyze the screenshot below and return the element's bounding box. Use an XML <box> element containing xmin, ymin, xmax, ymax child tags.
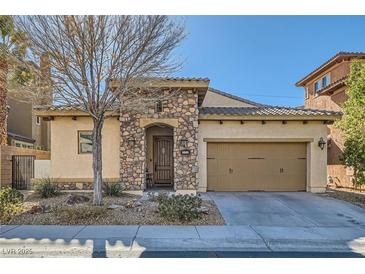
<box><xmin>323</xmin><ymin>187</ymin><xmax>365</xmax><ymax>209</ymax></box>
<box><xmin>8</xmin><ymin>192</ymin><xmax>225</xmax><ymax>225</ymax></box>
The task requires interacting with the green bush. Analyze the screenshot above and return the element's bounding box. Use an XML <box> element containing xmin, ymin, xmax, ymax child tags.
<box><xmin>103</xmin><ymin>183</ymin><xmax>122</xmax><ymax>197</ymax></box>
<box><xmin>35</xmin><ymin>178</ymin><xmax>60</xmax><ymax>198</ymax></box>
<box><xmin>157</xmin><ymin>193</ymin><xmax>202</xmax><ymax>222</ymax></box>
<box><xmin>55</xmin><ymin>206</ymin><xmax>107</xmax><ymax>224</ymax></box>
<box><xmin>0</xmin><ymin>187</ymin><xmax>24</xmax><ymax>223</ymax></box>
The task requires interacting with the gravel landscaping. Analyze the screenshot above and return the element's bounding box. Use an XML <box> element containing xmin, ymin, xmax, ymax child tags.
<box><xmin>8</xmin><ymin>192</ymin><xmax>225</xmax><ymax>225</ymax></box>
<box><xmin>323</xmin><ymin>187</ymin><xmax>365</xmax><ymax>209</ymax></box>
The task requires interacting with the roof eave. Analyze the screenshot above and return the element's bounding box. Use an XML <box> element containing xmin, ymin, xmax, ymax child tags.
<box><xmin>34</xmin><ymin>109</ymin><xmax>118</xmax><ymax>117</ymax></box>
<box><xmin>295</xmin><ymin>52</ymin><xmax>365</xmax><ymax>87</ymax></box>
<box><xmin>109</xmin><ymin>79</ymin><xmax>210</xmax><ymax>89</ymax></box>
<box><xmin>198</xmin><ymin>114</ymin><xmax>341</xmax><ymax>121</ymax></box>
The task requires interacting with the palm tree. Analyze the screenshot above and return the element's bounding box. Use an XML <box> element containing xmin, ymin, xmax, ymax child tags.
<box><xmin>0</xmin><ymin>16</ymin><xmax>28</xmax><ymax>145</ymax></box>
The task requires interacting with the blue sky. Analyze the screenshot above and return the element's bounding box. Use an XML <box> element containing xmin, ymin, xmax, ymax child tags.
<box><xmin>174</xmin><ymin>16</ymin><xmax>365</xmax><ymax>107</ymax></box>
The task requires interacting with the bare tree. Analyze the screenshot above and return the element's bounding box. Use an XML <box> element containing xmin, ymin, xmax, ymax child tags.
<box><xmin>16</xmin><ymin>16</ymin><xmax>185</xmax><ymax>205</ymax></box>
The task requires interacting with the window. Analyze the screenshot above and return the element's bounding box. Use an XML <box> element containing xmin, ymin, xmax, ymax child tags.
<box><xmin>78</xmin><ymin>131</ymin><xmax>93</xmax><ymax>153</ymax></box>
<box><xmin>36</xmin><ymin>116</ymin><xmax>41</xmax><ymax>126</ymax></box>
<box><xmin>322</xmin><ymin>74</ymin><xmax>330</xmax><ymax>88</ymax></box>
<box><xmin>314</xmin><ymin>74</ymin><xmax>331</xmax><ymax>95</ymax></box>
<box><xmin>155</xmin><ymin>101</ymin><xmax>163</xmax><ymax>113</ymax></box>
<box><xmin>314</xmin><ymin>80</ymin><xmax>321</xmax><ymax>93</ymax></box>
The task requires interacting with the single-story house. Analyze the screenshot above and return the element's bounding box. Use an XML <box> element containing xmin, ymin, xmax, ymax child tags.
<box><xmin>34</xmin><ymin>78</ymin><xmax>341</xmax><ymax>194</ymax></box>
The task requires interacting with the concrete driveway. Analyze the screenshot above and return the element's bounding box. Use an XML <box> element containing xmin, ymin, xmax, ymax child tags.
<box><xmin>208</xmin><ymin>192</ymin><xmax>365</xmax><ymax>227</ymax></box>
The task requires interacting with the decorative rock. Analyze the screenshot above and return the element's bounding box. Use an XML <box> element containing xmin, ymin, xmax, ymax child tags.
<box><xmin>108</xmin><ymin>204</ymin><xmax>124</xmax><ymax>210</ymax></box>
<box><xmin>28</xmin><ymin>204</ymin><xmax>50</xmax><ymax>214</ymax></box>
<box><xmin>65</xmin><ymin>194</ymin><xmax>90</xmax><ymax>205</ymax></box>
<box><xmin>198</xmin><ymin>206</ymin><xmax>209</xmax><ymax>214</ymax></box>
<box><xmin>134</xmin><ymin>201</ymin><xmax>142</xmax><ymax>207</ymax></box>
<box><xmin>42</xmin><ymin>204</ymin><xmax>51</xmax><ymax>213</ymax></box>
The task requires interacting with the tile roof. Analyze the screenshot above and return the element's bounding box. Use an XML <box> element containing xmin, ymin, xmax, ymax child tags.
<box><xmin>208</xmin><ymin>88</ymin><xmax>267</xmax><ymax>107</ymax></box>
<box><xmin>161</xmin><ymin>77</ymin><xmax>210</xmax><ymax>82</ymax></box>
<box><xmin>199</xmin><ymin>106</ymin><xmax>342</xmax><ymax>117</ymax></box>
<box><xmin>296</xmin><ymin>52</ymin><xmax>365</xmax><ymax>86</ymax></box>
<box><xmin>34</xmin><ymin>105</ymin><xmax>83</xmax><ymax>111</ymax></box>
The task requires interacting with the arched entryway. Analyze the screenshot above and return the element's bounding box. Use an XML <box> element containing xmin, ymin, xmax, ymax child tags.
<box><xmin>145</xmin><ymin>124</ymin><xmax>174</xmax><ymax>189</ymax></box>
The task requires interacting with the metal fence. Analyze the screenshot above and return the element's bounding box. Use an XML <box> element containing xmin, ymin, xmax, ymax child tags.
<box><xmin>12</xmin><ymin>155</ymin><xmax>35</xmax><ymax>190</ymax></box>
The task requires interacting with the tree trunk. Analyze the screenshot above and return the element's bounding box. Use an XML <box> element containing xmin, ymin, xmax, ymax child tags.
<box><xmin>92</xmin><ymin>118</ymin><xmax>104</xmax><ymax>206</ymax></box>
<box><xmin>0</xmin><ymin>59</ymin><xmax>8</xmax><ymax>146</ymax></box>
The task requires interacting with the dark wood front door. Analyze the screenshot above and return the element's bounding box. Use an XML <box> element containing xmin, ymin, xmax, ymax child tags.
<box><xmin>153</xmin><ymin>136</ymin><xmax>173</xmax><ymax>186</ymax></box>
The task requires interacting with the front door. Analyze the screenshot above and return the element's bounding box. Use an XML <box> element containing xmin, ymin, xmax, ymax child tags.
<box><xmin>153</xmin><ymin>136</ymin><xmax>173</xmax><ymax>186</ymax></box>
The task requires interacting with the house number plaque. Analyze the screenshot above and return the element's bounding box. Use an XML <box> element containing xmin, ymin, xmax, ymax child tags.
<box><xmin>180</xmin><ymin>149</ymin><xmax>191</xmax><ymax>155</ymax></box>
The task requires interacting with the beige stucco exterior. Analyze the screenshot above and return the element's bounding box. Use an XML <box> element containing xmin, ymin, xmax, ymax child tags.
<box><xmin>50</xmin><ymin>116</ymin><xmax>120</xmax><ymax>180</ymax></box>
<box><xmin>198</xmin><ymin>120</ymin><xmax>328</xmax><ymax>193</ymax></box>
<box><xmin>46</xmin><ymin>116</ymin><xmax>330</xmax><ymax>194</ymax></box>
<box><xmin>202</xmin><ymin>90</ymin><xmax>256</xmax><ymax>107</ymax></box>
<box><xmin>37</xmin><ymin>81</ymin><xmax>334</xmax><ymax>194</ymax></box>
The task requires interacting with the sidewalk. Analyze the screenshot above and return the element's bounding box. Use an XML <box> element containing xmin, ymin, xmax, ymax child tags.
<box><xmin>1</xmin><ymin>225</ymin><xmax>365</xmax><ymax>257</ymax></box>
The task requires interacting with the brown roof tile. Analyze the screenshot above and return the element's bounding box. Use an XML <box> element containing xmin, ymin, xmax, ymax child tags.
<box><xmin>199</xmin><ymin>106</ymin><xmax>342</xmax><ymax>117</ymax></box>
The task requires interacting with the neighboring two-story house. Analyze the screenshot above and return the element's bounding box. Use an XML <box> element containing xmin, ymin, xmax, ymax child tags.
<box><xmin>6</xmin><ymin>54</ymin><xmax>52</xmax><ymax>151</ymax></box>
<box><xmin>7</xmin><ymin>96</ymin><xmax>50</xmax><ymax>150</ymax></box>
<box><xmin>296</xmin><ymin>52</ymin><xmax>365</xmax><ymax>187</ymax></box>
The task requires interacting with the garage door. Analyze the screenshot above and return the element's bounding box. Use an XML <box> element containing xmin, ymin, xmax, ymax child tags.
<box><xmin>207</xmin><ymin>142</ymin><xmax>307</xmax><ymax>191</ymax></box>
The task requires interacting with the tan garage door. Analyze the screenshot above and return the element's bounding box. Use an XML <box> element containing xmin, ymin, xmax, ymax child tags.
<box><xmin>207</xmin><ymin>142</ymin><xmax>307</xmax><ymax>191</ymax></box>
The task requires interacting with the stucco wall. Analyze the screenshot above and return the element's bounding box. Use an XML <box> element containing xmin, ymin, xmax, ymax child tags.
<box><xmin>202</xmin><ymin>90</ymin><xmax>256</xmax><ymax>107</ymax></box>
<box><xmin>34</xmin><ymin>160</ymin><xmax>51</xmax><ymax>178</ymax></box>
<box><xmin>50</xmin><ymin>117</ymin><xmax>120</xmax><ymax>180</ymax></box>
<box><xmin>198</xmin><ymin>120</ymin><xmax>328</xmax><ymax>193</ymax></box>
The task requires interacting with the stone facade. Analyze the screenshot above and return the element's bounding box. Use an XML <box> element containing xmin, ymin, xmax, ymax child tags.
<box><xmin>120</xmin><ymin>89</ymin><xmax>199</xmax><ymax>191</ymax></box>
<box><xmin>302</xmin><ymin>66</ymin><xmax>352</xmax><ymax>187</ymax></box>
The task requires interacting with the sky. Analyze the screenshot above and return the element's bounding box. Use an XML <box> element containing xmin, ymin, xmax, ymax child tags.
<box><xmin>174</xmin><ymin>16</ymin><xmax>365</xmax><ymax>107</ymax></box>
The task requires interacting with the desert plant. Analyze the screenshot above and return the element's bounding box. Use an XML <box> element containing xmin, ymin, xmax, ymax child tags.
<box><xmin>0</xmin><ymin>187</ymin><xmax>24</xmax><ymax>223</ymax></box>
<box><xmin>35</xmin><ymin>178</ymin><xmax>60</xmax><ymax>198</ymax></box>
<box><xmin>103</xmin><ymin>183</ymin><xmax>122</xmax><ymax>197</ymax></box>
<box><xmin>55</xmin><ymin>206</ymin><xmax>107</xmax><ymax>225</ymax></box>
<box><xmin>157</xmin><ymin>193</ymin><xmax>202</xmax><ymax>222</ymax></box>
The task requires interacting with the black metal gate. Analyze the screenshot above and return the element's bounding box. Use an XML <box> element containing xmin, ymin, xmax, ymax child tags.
<box><xmin>12</xmin><ymin>155</ymin><xmax>35</xmax><ymax>190</ymax></box>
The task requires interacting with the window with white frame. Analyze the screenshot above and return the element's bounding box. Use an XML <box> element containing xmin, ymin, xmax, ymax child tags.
<box><xmin>304</xmin><ymin>87</ymin><xmax>309</xmax><ymax>99</ymax></box>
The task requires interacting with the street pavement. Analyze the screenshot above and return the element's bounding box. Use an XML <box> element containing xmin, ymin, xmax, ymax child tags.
<box><xmin>1</xmin><ymin>224</ymin><xmax>365</xmax><ymax>257</ymax></box>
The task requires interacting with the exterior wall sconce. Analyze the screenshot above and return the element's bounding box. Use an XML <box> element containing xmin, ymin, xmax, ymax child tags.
<box><xmin>318</xmin><ymin>137</ymin><xmax>326</xmax><ymax>150</ymax></box>
<box><xmin>127</xmin><ymin>138</ymin><xmax>135</xmax><ymax>147</ymax></box>
<box><xmin>179</xmin><ymin>138</ymin><xmax>188</xmax><ymax>148</ymax></box>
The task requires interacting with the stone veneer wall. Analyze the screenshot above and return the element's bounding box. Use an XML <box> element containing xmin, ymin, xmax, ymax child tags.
<box><xmin>120</xmin><ymin>89</ymin><xmax>199</xmax><ymax>191</ymax></box>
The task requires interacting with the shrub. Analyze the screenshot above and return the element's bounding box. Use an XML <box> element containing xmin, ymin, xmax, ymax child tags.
<box><xmin>35</xmin><ymin>178</ymin><xmax>60</xmax><ymax>198</ymax></box>
<box><xmin>103</xmin><ymin>183</ymin><xmax>122</xmax><ymax>197</ymax></box>
<box><xmin>0</xmin><ymin>187</ymin><xmax>24</xmax><ymax>223</ymax></box>
<box><xmin>55</xmin><ymin>206</ymin><xmax>107</xmax><ymax>224</ymax></box>
<box><xmin>157</xmin><ymin>193</ymin><xmax>202</xmax><ymax>222</ymax></box>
